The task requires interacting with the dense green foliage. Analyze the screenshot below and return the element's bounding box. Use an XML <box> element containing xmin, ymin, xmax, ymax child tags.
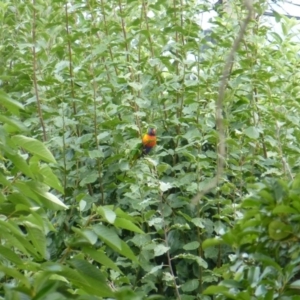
<box><xmin>1</xmin><ymin>0</ymin><xmax>300</xmax><ymax>299</ymax></box>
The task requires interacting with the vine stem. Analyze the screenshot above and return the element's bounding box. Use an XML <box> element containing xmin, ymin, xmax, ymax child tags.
<box><xmin>32</xmin><ymin>0</ymin><xmax>47</xmax><ymax>141</ymax></box>
<box><xmin>192</xmin><ymin>0</ymin><xmax>254</xmax><ymax>205</ymax></box>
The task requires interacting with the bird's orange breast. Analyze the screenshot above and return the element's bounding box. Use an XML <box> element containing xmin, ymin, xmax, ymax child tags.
<box><xmin>142</xmin><ymin>134</ymin><xmax>157</xmax><ymax>147</ymax></box>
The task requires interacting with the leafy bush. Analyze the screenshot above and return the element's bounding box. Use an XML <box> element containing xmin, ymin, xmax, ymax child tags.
<box><xmin>1</xmin><ymin>0</ymin><xmax>300</xmax><ymax>299</ymax></box>
<box><xmin>204</xmin><ymin>176</ymin><xmax>300</xmax><ymax>299</ymax></box>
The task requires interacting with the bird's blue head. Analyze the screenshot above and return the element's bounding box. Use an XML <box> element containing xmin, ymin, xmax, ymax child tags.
<box><xmin>148</xmin><ymin>128</ymin><xmax>156</xmax><ymax>136</ymax></box>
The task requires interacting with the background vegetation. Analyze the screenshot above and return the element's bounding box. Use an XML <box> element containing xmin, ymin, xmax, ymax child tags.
<box><xmin>1</xmin><ymin>0</ymin><xmax>300</xmax><ymax>299</ymax></box>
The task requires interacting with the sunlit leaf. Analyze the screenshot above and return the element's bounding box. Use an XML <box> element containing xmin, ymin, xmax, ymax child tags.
<box><xmin>11</xmin><ymin>135</ymin><xmax>56</xmax><ymax>163</ymax></box>
<box><xmin>183</xmin><ymin>241</ymin><xmax>200</xmax><ymax>250</ymax></box>
<box><xmin>244</xmin><ymin>126</ymin><xmax>259</xmax><ymax>139</ymax></box>
<box><xmin>154</xmin><ymin>244</ymin><xmax>170</xmax><ymax>257</ymax></box>
<box><xmin>268</xmin><ymin>220</ymin><xmax>292</xmax><ymax>240</ymax></box>
<box><xmin>0</xmin><ymin>91</ymin><xmax>24</xmax><ymax>115</ymax></box>
<box><xmin>114</xmin><ymin>217</ymin><xmax>144</xmax><ymax>234</ymax></box>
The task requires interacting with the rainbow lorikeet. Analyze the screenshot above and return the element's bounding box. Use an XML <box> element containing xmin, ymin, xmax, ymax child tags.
<box><xmin>130</xmin><ymin>128</ymin><xmax>157</xmax><ymax>163</ymax></box>
<box><xmin>142</xmin><ymin>128</ymin><xmax>157</xmax><ymax>155</ymax></box>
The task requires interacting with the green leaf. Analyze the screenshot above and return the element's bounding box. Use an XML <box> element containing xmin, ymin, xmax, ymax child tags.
<box><xmin>191</xmin><ymin>218</ymin><xmax>205</xmax><ymax>228</ymax></box>
<box><xmin>114</xmin><ymin>217</ymin><xmax>144</xmax><ymax>234</ymax></box>
<box><xmin>93</xmin><ymin>224</ymin><xmax>122</xmax><ymax>250</ymax></box>
<box><xmin>290</xmin><ymin>280</ymin><xmax>300</xmax><ymax>289</ymax></box>
<box><xmin>0</xmin><ymin>221</ymin><xmax>39</xmax><ymax>258</ymax></box>
<box><xmin>0</xmin><ymin>172</ymin><xmax>11</xmax><ymax>189</ymax></box>
<box><xmin>154</xmin><ymin>244</ymin><xmax>170</xmax><ymax>257</ymax></box>
<box><xmin>181</xmin><ymin>279</ymin><xmax>199</xmax><ymax>292</ymax></box>
<box><xmin>244</xmin><ymin>126</ymin><xmax>259</xmax><ymax>139</ymax></box>
<box><xmin>80</xmin><ymin>171</ymin><xmax>98</xmax><ymax>186</ymax></box>
<box><xmin>268</xmin><ymin>220</ymin><xmax>292</xmax><ymax>240</ymax></box>
<box><xmin>54</xmin><ymin>265</ymin><xmax>113</xmax><ymax>297</ymax></box>
<box><xmin>0</xmin><ymin>245</ymin><xmax>24</xmax><ymax>265</ymax></box>
<box><xmin>70</xmin><ymin>258</ymin><xmax>107</xmax><ymax>282</ymax></box>
<box><xmin>97</xmin><ymin>206</ymin><xmax>116</xmax><ymax>224</ymax></box>
<box><xmin>88</xmin><ymin>149</ymin><xmax>104</xmax><ymax>159</ymax></box>
<box><xmin>159</xmin><ymin>181</ymin><xmax>173</xmax><ymax>192</ymax></box>
<box><xmin>272</xmin><ymin>205</ymin><xmax>297</xmax><ymax>214</ymax></box>
<box><xmin>203</xmin><ymin>285</ymin><xmax>229</xmax><ymax>295</ymax></box>
<box><xmin>292</xmin><ymin>173</ymin><xmax>300</xmax><ymax>190</ymax></box>
<box><xmin>27</xmin><ymin>181</ymin><xmax>68</xmax><ymax>210</ymax></box>
<box><xmin>194</xmin><ymin>256</ymin><xmax>208</xmax><ymax>268</ymax></box>
<box><xmin>0</xmin><ymin>265</ymin><xmax>30</xmax><ymax>288</ymax></box>
<box><xmin>14</xmin><ymin>181</ymin><xmax>42</xmax><ymax>204</ymax></box>
<box><xmin>202</xmin><ymin>238</ymin><xmax>223</xmax><ymax>249</ymax></box>
<box><xmin>82</xmin><ymin>247</ymin><xmax>122</xmax><ymax>273</ymax></box>
<box><xmin>25</xmin><ymin>223</ymin><xmax>48</xmax><ymax>259</ymax></box>
<box><xmin>5</xmin><ymin>151</ymin><xmax>34</xmax><ymax>178</ymax></box>
<box><xmin>183</xmin><ymin>241</ymin><xmax>200</xmax><ymax>250</ymax></box>
<box><xmin>114</xmin><ymin>207</ymin><xmax>137</xmax><ymax>222</ymax></box>
<box><xmin>273</xmin><ymin>10</ymin><xmax>282</xmax><ymax>22</ymax></box>
<box><xmin>72</xmin><ymin>227</ymin><xmax>98</xmax><ymax>245</ymax></box>
<box><xmin>0</xmin><ymin>115</ymin><xmax>27</xmax><ymax>132</ymax></box>
<box><xmin>118</xmin><ymin>240</ymin><xmax>139</xmax><ymax>263</ymax></box>
<box><xmin>76</xmin><ymin>133</ymin><xmax>93</xmax><ymax>144</ymax></box>
<box><xmin>11</xmin><ymin>135</ymin><xmax>56</xmax><ymax>163</ymax></box>
<box><xmin>39</xmin><ymin>165</ymin><xmax>64</xmax><ymax>193</ymax></box>
<box><xmin>0</xmin><ymin>91</ymin><xmax>24</xmax><ymax>115</ymax></box>
<box><xmin>128</xmin><ymin>82</ymin><xmax>143</xmax><ymax>90</ymax></box>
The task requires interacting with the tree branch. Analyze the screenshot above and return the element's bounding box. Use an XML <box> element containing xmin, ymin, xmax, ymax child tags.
<box><xmin>192</xmin><ymin>0</ymin><xmax>254</xmax><ymax>205</ymax></box>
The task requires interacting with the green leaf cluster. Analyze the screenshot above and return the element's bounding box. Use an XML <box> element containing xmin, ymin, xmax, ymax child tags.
<box><xmin>1</xmin><ymin>0</ymin><xmax>300</xmax><ymax>299</ymax></box>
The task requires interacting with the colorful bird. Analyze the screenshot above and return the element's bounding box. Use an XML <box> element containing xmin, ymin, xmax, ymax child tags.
<box><xmin>129</xmin><ymin>128</ymin><xmax>157</xmax><ymax>165</ymax></box>
<box><xmin>142</xmin><ymin>128</ymin><xmax>157</xmax><ymax>156</ymax></box>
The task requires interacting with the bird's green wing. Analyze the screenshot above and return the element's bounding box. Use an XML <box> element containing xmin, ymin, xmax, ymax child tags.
<box><xmin>129</xmin><ymin>142</ymin><xmax>143</xmax><ymax>165</ymax></box>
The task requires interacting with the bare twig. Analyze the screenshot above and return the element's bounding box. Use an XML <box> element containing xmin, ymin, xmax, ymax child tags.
<box><xmin>192</xmin><ymin>0</ymin><xmax>253</xmax><ymax>205</ymax></box>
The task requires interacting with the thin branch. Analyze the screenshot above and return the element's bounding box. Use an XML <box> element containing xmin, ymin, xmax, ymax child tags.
<box><xmin>141</xmin><ymin>0</ymin><xmax>168</xmax><ymax>123</ymax></box>
<box><xmin>253</xmin><ymin>87</ymin><xmax>268</xmax><ymax>159</ymax></box>
<box><xmin>65</xmin><ymin>3</ymin><xmax>80</xmax><ymax>137</ymax></box>
<box><xmin>93</xmin><ymin>0</ymin><xmax>122</xmax><ymax>121</ymax></box>
<box><xmin>173</xmin><ymin>0</ymin><xmax>181</xmax><ymax>137</ymax></box>
<box><xmin>162</xmin><ymin>220</ymin><xmax>181</xmax><ymax>300</ymax></box>
<box><xmin>91</xmin><ymin>62</ymin><xmax>105</xmax><ymax>204</ymax></box>
<box><xmin>275</xmin><ymin>119</ymin><xmax>293</xmax><ymax>181</ymax></box>
<box><xmin>192</xmin><ymin>0</ymin><xmax>254</xmax><ymax>205</ymax></box>
<box><xmin>118</xmin><ymin>0</ymin><xmax>142</xmax><ymax>137</ymax></box>
<box><xmin>100</xmin><ymin>0</ymin><xmax>119</xmax><ymax>77</ymax></box>
<box><xmin>158</xmin><ymin>190</ymin><xmax>181</xmax><ymax>299</ymax></box>
<box><xmin>151</xmin><ymin>164</ymin><xmax>181</xmax><ymax>299</ymax></box>
<box><xmin>32</xmin><ymin>0</ymin><xmax>47</xmax><ymax>141</ymax></box>
<box><xmin>60</xmin><ymin>101</ymin><xmax>67</xmax><ymax>198</ymax></box>
<box><xmin>178</xmin><ymin>0</ymin><xmax>186</xmax><ymax>121</ymax></box>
